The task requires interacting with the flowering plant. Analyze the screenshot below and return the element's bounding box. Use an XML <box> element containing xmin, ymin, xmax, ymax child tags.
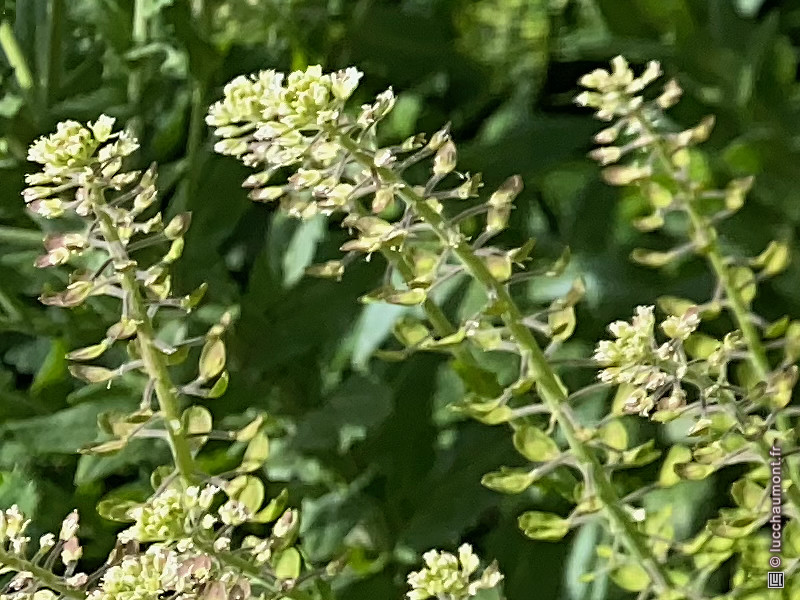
<box><xmin>6</xmin><ymin>52</ymin><xmax>799</xmax><ymax>600</ymax></box>
<box><xmin>208</xmin><ymin>57</ymin><xmax>800</xmax><ymax>599</ymax></box>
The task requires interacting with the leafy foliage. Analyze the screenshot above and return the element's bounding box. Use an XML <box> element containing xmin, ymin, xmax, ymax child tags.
<box><xmin>1</xmin><ymin>1</ymin><xmax>800</xmax><ymax>600</ymax></box>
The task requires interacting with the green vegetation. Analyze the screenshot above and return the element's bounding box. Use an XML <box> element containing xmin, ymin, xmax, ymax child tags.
<box><xmin>0</xmin><ymin>2</ymin><xmax>799</xmax><ymax>599</ymax></box>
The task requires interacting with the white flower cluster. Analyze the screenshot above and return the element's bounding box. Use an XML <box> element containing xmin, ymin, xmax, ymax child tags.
<box><xmin>406</xmin><ymin>544</ymin><xmax>503</xmax><ymax>600</ymax></box>
<box><xmin>594</xmin><ymin>306</ymin><xmax>701</xmax><ymax>416</ymax></box>
<box><xmin>575</xmin><ymin>56</ymin><xmax>668</xmax><ymax>121</ymax></box>
<box><xmin>87</xmin><ymin>545</ymin><xmax>218</xmax><ymax>600</ymax></box>
<box><xmin>208</xmin><ymin>66</ymin><xmax>398</xmax><ymax>220</ymax></box>
<box><xmin>23</xmin><ymin>115</ymin><xmax>139</xmax><ymax>219</ymax></box>
<box><xmin>119</xmin><ymin>485</ymin><xmax>219</xmax><ymax>543</ymax></box>
<box><xmin>0</xmin><ymin>505</ymin><xmax>31</xmax><ymax>556</ymax></box>
<box><xmin>206</xmin><ymin>65</ymin><xmax>361</xmax><ymax>160</ymax></box>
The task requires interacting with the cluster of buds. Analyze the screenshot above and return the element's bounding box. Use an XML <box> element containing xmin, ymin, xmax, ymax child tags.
<box><xmin>406</xmin><ymin>544</ymin><xmax>503</xmax><ymax>600</ymax></box>
<box><xmin>22</xmin><ymin>116</ymin><xmax>234</xmax><ymax>459</ymax></box>
<box><xmin>209</xmin><ymin>65</ymin><xmax>581</xmax><ymax>410</ymax></box>
<box><xmin>593</xmin><ymin>305</ymin><xmax>702</xmax><ymax>416</ymax></box>
<box><xmin>0</xmin><ymin>509</ymin><xmax>89</xmax><ymax>598</ymax></box>
<box><xmin>575</xmin><ymin>56</ymin><xmax>667</xmax><ymax>121</ymax></box>
<box><xmin>206</xmin><ymin>65</ymin><xmax>369</xmax><ymax>219</ymax></box>
<box><xmin>87</xmin><ymin>544</ymin><xmax>254</xmax><ymax>600</ymax></box>
<box><xmin>0</xmin><ymin>506</ymin><xmax>31</xmax><ymax>556</ymax></box>
<box><xmin>118</xmin><ymin>485</ymin><xmax>219</xmax><ymax>543</ymax></box>
<box><xmin>24</xmin><ymin>116</ymin><xmax>139</xmax><ymax>218</ymax></box>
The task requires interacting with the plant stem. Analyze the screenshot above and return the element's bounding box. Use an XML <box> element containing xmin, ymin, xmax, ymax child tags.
<box><xmin>336</xmin><ymin>135</ymin><xmax>676</xmax><ymax>596</ymax></box>
<box><xmin>45</xmin><ymin>0</ymin><xmax>64</xmax><ymax>105</ymax></box>
<box><xmin>0</xmin><ymin>547</ymin><xmax>84</xmax><ymax>599</ymax></box>
<box><xmin>127</xmin><ymin>0</ymin><xmax>148</xmax><ymax>137</ymax></box>
<box><xmin>0</xmin><ymin>20</ymin><xmax>33</xmax><ymax>92</ymax></box>
<box><xmin>0</xmin><ymin>226</ymin><xmax>43</xmax><ymax>246</ymax></box>
<box><xmin>632</xmin><ymin>110</ymin><xmax>800</xmax><ymax>510</ymax></box>
<box><xmin>91</xmin><ymin>191</ymin><xmax>196</xmax><ymax>484</ymax></box>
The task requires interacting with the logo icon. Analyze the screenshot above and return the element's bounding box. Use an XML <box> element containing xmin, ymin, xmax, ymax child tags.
<box><xmin>768</xmin><ymin>571</ymin><xmax>784</xmax><ymax>589</ymax></box>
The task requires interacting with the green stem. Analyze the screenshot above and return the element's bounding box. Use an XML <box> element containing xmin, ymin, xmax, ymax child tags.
<box><xmin>45</xmin><ymin>0</ymin><xmax>64</xmax><ymax>105</ymax></box>
<box><xmin>127</xmin><ymin>0</ymin><xmax>148</xmax><ymax>137</ymax></box>
<box><xmin>632</xmin><ymin>110</ymin><xmax>800</xmax><ymax>511</ymax></box>
<box><xmin>0</xmin><ymin>547</ymin><xmax>84</xmax><ymax>599</ymax></box>
<box><xmin>0</xmin><ymin>21</ymin><xmax>33</xmax><ymax>92</ymax></box>
<box><xmin>337</xmin><ymin>135</ymin><xmax>676</xmax><ymax>596</ymax></box>
<box><xmin>91</xmin><ymin>192</ymin><xmax>196</xmax><ymax>484</ymax></box>
<box><xmin>0</xmin><ymin>225</ymin><xmax>43</xmax><ymax>246</ymax></box>
<box><xmin>180</xmin><ymin>78</ymin><xmax>209</xmax><ymax>213</ymax></box>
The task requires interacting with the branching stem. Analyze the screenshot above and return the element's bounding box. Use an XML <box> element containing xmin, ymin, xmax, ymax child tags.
<box><xmin>91</xmin><ymin>188</ymin><xmax>196</xmax><ymax>485</ymax></box>
<box><xmin>337</xmin><ymin>135</ymin><xmax>676</xmax><ymax>596</ymax></box>
<box><xmin>0</xmin><ymin>547</ymin><xmax>84</xmax><ymax>599</ymax></box>
<box><xmin>633</xmin><ymin>109</ymin><xmax>800</xmax><ymax>511</ymax></box>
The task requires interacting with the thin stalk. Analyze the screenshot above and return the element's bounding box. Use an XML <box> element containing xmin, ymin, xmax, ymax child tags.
<box><xmin>91</xmin><ymin>190</ymin><xmax>196</xmax><ymax>484</ymax></box>
<box><xmin>127</xmin><ymin>0</ymin><xmax>148</xmax><ymax>137</ymax></box>
<box><xmin>181</xmin><ymin>79</ymin><xmax>209</xmax><ymax>213</ymax></box>
<box><xmin>0</xmin><ymin>547</ymin><xmax>84</xmax><ymax>599</ymax></box>
<box><xmin>46</xmin><ymin>0</ymin><xmax>64</xmax><ymax>105</ymax></box>
<box><xmin>336</xmin><ymin>135</ymin><xmax>676</xmax><ymax>596</ymax></box>
<box><xmin>0</xmin><ymin>225</ymin><xmax>43</xmax><ymax>246</ymax></box>
<box><xmin>632</xmin><ymin>109</ymin><xmax>800</xmax><ymax>510</ymax></box>
<box><xmin>0</xmin><ymin>21</ymin><xmax>33</xmax><ymax>92</ymax></box>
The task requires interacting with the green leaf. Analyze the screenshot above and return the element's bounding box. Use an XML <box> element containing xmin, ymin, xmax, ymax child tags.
<box><xmin>512</xmin><ymin>424</ymin><xmax>560</xmax><ymax>462</ymax></box>
<box><xmin>284</xmin><ymin>215</ymin><xmax>326</xmax><ymax>287</ymax></box>
<box><xmin>240</xmin><ymin>431</ymin><xmax>270</xmax><ymax>472</ymax></box>
<box><xmin>659</xmin><ymin>445</ymin><xmax>692</xmax><ymax>487</ymax></box>
<box><xmin>481</xmin><ymin>467</ymin><xmax>534</xmax><ymax>494</ymax></box>
<box><xmin>610</xmin><ymin>563</ymin><xmax>650</xmax><ymax>592</ymax></box>
<box><xmin>97</xmin><ymin>498</ymin><xmax>138</xmax><ymax>522</ymax></box>
<box><xmin>253</xmin><ymin>489</ymin><xmax>288</xmax><ymax>523</ymax></box>
<box><xmin>518</xmin><ymin>511</ymin><xmax>570</xmax><ymax>541</ymax></box>
<box><xmin>198</xmin><ymin>337</ymin><xmax>226</xmax><ymax>381</ymax></box>
<box><xmin>274</xmin><ymin>547</ymin><xmax>302</xmax><ymax>580</ymax></box>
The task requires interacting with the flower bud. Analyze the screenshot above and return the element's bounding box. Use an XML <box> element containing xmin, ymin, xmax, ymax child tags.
<box><xmin>164</xmin><ymin>212</ymin><xmax>192</xmax><ymax>240</ymax></box>
<box><xmin>433</xmin><ymin>140</ymin><xmax>457</xmax><ymax>176</ymax></box>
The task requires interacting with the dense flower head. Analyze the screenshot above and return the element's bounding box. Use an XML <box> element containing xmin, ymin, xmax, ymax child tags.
<box><xmin>208</xmin><ymin>66</ymin><xmax>400</xmax><ymax>220</ymax></box>
<box><xmin>207</xmin><ymin>66</ymin><xmax>361</xmax><ymax>130</ymax></box>
<box><xmin>119</xmin><ymin>485</ymin><xmax>219</xmax><ymax>543</ymax></box>
<box><xmin>594</xmin><ymin>306</ymin><xmax>701</xmax><ymax>416</ymax></box>
<box><xmin>575</xmin><ymin>56</ymin><xmax>664</xmax><ymax>120</ymax></box>
<box><xmin>89</xmin><ymin>545</ymin><xmax>185</xmax><ymax>600</ymax></box>
<box><xmin>23</xmin><ymin>115</ymin><xmax>139</xmax><ymax>219</ymax></box>
<box><xmin>0</xmin><ymin>505</ymin><xmax>31</xmax><ymax>547</ymax></box>
<box><xmin>406</xmin><ymin>544</ymin><xmax>503</xmax><ymax>600</ymax></box>
<box><xmin>206</xmin><ymin>65</ymin><xmax>363</xmax><ymax>160</ymax></box>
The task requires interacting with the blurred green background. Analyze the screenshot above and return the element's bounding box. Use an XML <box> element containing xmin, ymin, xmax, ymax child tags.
<box><xmin>1</xmin><ymin>1</ymin><xmax>800</xmax><ymax>598</ymax></box>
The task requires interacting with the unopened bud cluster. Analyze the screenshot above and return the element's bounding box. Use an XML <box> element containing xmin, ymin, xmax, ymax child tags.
<box><xmin>593</xmin><ymin>305</ymin><xmax>707</xmax><ymax>416</ymax></box>
<box><xmin>406</xmin><ymin>544</ymin><xmax>503</xmax><ymax>600</ymax></box>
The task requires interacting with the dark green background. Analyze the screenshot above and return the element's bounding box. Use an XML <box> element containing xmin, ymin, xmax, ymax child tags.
<box><xmin>0</xmin><ymin>1</ymin><xmax>798</xmax><ymax>598</ymax></box>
